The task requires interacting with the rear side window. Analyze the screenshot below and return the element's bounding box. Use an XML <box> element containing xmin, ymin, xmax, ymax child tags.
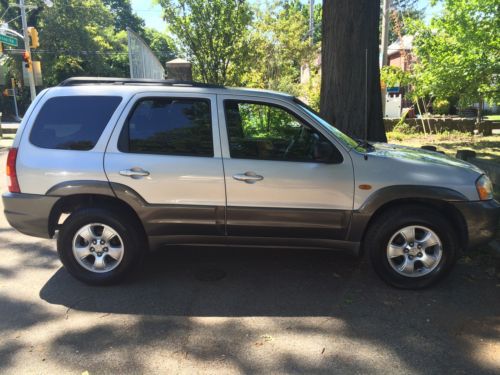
<box><xmin>30</xmin><ymin>96</ymin><xmax>122</xmax><ymax>150</ymax></box>
<box><xmin>119</xmin><ymin>97</ymin><xmax>213</xmax><ymax>157</ymax></box>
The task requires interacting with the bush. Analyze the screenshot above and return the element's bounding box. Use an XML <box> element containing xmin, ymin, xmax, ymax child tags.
<box><xmin>434</xmin><ymin>99</ymin><xmax>450</xmax><ymax>115</ymax></box>
<box><xmin>393</xmin><ymin>122</ymin><xmax>416</xmax><ymax>135</ymax></box>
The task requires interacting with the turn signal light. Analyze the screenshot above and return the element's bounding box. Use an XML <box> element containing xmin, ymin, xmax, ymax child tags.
<box><xmin>476</xmin><ymin>175</ymin><xmax>493</xmax><ymax>201</ymax></box>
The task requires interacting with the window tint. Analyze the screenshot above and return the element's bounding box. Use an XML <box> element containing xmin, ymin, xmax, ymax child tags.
<box><xmin>30</xmin><ymin>96</ymin><xmax>122</xmax><ymax>150</ymax></box>
<box><xmin>224</xmin><ymin>100</ymin><xmax>342</xmax><ymax>163</ymax></box>
<box><xmin>120</xmin><ymin>98</ymin><xmax>213</xmax><ymax>157</ymax></box>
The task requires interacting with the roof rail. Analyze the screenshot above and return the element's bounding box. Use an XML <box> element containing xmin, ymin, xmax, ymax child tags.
<box><xmin>59</xmin><ymin>77</ymin><xmax>224</xmax><ymax>89</ymax></box>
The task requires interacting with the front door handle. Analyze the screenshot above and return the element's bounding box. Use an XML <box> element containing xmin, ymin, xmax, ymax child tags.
<box><xmin>233</xmin><ymin>171</ymin><xmax>264</xmax><ymax>184</ymax></box>
<box><xmin>119</xmin><ymin>167</ymin><xmax>150</xmax><ymax>179</ymax></box>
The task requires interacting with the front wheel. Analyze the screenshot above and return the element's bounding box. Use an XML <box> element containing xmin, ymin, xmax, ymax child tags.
<box><xmin>365</xmin><ymin>206</ymin><xmax>459</xmax><ymax>289</ymax></box>
<box><xmin>57</xmin><ymin>208</ymin><xmax>145</xmax><ymax>285</ymax></box>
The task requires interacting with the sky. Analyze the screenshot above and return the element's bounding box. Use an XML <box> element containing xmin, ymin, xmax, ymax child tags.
<box><xmin>131</xmin><ymin>0</ymin><xmax>443</xmax><ymax>32</ymax></box>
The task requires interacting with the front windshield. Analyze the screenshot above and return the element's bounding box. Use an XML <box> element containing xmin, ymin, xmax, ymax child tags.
<box><xmin>294</xmin><ymin>98</ymin><xmax>359</xmax><ymax>149</ymax></box>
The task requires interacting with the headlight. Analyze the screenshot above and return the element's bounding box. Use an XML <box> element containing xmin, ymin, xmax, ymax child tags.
<box><xmin>476</xmin><ymin>174</ymin><xmax>493</xmax><ymax>200</ymax></box>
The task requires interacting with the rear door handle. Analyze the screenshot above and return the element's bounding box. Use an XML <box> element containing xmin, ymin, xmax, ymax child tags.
<box><xmin>119</xmin><ymin>168</ymin><xmax>150</xmax><ymax>179</ymax></box>
<box><xmin>233</xmin><ymin>171</ymin><xmax>264</xmax><ymax>184</ymax></box>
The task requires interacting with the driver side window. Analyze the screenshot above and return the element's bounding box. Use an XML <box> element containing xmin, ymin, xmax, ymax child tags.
<box><xmin>224</xmin><ymin>100</ymin><xmax>342</xmax><ymax>163</ymax></box>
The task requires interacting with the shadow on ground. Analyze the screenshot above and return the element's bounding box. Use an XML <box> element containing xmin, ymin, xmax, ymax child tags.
<box><xmin>36</xmin><ymin>246</ymin><xmax>500</xmax><ymax>374</ymax></box>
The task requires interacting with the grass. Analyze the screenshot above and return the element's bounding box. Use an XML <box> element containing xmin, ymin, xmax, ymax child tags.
<box><xmin>485</xmin><ymin>115</ymin><xmax>500</xmax><ymax>121</ymax></box>
<box><xmin>387</xmin><ymin>131</ymin><xmax>500</xmax><ymax>163</ymax></box>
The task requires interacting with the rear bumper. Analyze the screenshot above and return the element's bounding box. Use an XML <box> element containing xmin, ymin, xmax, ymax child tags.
<box><xmin>2</xmin><ymin>192</ymin><xmax>59</xmax><ymax>238</ymax></box>
<box><xmin>451</xmin><ymin>199</ymin><xmax>500</xmax><ymax>250</ymax></box>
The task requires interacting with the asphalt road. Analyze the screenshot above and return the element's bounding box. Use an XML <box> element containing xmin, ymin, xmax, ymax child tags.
<box><xmin>0</xmin><ymin>150</ymin><xmax>499</xmax><ymax>374</ymax></box>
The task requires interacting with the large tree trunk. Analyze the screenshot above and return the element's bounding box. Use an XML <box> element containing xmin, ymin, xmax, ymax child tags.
<box><xmin>320</xmin><ymin>0</ymin><xmax>387</xmax><ymax>142</ymax></box>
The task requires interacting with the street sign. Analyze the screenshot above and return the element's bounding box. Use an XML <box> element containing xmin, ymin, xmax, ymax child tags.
<box><xmin>0</xmin><ymin>34</ymin><xmax>18</xmax><ymax>47</ymax></box>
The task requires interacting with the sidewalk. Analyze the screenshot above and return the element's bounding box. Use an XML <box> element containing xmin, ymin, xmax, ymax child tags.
<box><xmin>0</xmin><ymin>122</ymin><xmax>19</xmax><ymax>150</ymax></box>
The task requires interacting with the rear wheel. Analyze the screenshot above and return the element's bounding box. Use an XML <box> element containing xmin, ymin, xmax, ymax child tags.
<box><xmin>365</xmin><ymin>206</ymin><xmax>459</xmax><ymax>289</ymax></box>
<box><xmin>57</xmin><ymin>208</ymin><xmax>145</xmax><ymax>285</ymax></box>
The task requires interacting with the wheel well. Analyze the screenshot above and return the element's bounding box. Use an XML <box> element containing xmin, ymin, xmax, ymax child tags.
<box><xmin>48</xmin><ymin>194</ymin><xmax>146</xmax><ymax>240</ymax></box>
<box><xmin>362</xmin><ymin>198</ymin><xmax>468</xmax><ymax>246</ymax></box>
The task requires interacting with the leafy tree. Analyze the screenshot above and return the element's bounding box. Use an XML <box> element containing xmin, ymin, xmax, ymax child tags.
<box><xmin>242</xmin><ymin>0</ymin><xmax>315</xmax><ymax>95</ymax></box>
<box><xmin>141</xmin><ymin>27</ymin><xmax>176</xmax><ymax>67</ymax></box>
<box><xmin>409</xmin><ymin>0</ymin><xmax>499</xmax><ymax>122</ymax></box>
<box><xmin>320</xmin><ymin>0</ymin><xmax>387</xmax><ymax>142</ymax></box>
<box><xmin>103</xmin><ymin>0</ymin><xmax>145</xmax><ymax>32</ymax></box>
<box><xmin>37</xmin><ymin>0</ymin><xmax>124</xmax><ymax>85</ymax></box>
<box><xmin>158</xmin><ymin>0</ymin><xmax>253</xmax><ymax>85</ymax></box>
<box><xmin>279</xmin><ymin>0</ymin><xmax>322</xmax><ymax>44</ymax></box>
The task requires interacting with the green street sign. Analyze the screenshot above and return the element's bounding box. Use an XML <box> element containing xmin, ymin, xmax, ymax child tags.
<box><xmin>0</xmin><ymin>34</ymin><xmax>18</xmax><ymax>47</ymax></box>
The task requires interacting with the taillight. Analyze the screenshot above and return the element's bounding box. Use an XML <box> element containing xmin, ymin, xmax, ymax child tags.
<box><xmin>6</xmin><ymin>148</ymin><xmax>20</xmax><ymax>193</ymax></box>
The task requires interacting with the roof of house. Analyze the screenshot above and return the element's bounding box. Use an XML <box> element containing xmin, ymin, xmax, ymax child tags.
<box><xmin>387</xmin><ymin>35</ymin><xmax>414</xmax><ymax>57</ymax></box>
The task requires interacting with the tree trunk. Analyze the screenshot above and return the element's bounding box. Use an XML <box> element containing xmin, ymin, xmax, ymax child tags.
<box><xmin>476</xmin><ymin>99</ymin><xmax>483</xmax><ymax>126</ymax></box>
<box><xmin>320</xmin><ymin>0</ymin><xmax>387</xmax><ymax>142</ymax></box>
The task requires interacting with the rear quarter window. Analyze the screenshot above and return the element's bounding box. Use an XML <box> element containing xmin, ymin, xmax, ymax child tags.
<box><xmin>30</xmin><ymin>96</ymin><xmax>122</xmax><ymax>150</ymax></box>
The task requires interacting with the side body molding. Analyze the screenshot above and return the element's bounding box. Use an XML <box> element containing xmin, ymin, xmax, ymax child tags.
<box><xmin>46</xmin><ymin>180</ymin><xmax>116</xmax><ymax>197</ymax></box>
<box><xmin>347</xmin><ymin>185</ymin><xmax>469</xmax><ymax>242</ymax></box>
<box><xmin>46</xmin><ymin>180</ymin><xmax>226</xmax><ymax>241</ymax></box>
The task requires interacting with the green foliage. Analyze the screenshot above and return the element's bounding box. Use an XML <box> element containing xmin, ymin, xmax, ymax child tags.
<box><xmin>392</xmin><ymin>122</ymin><xmax>416</xmax><ymax>135</ymax></box>
<box><xmin>37</xmin><ymin>0</ymin><xmax>125</xmax><ymax>85</ymax></box>
<box><xmin>141</xmin><ymin>28</ymin><xmax>176</xmax><ymax>67</ymax></box>
<box><xmin>385</xmin><ymin>1</ymin><xmax>424</xmax><ymax>44</ymax></box>
<box><xmin>380</xmin><ymin>65</ymin><xmax>412</xmax><ymax>88</ymax></box>
<box><xmin>242</xmin><ymin>0</ymin><xmax>317</xmax><ymax>98</ymax></box>
<box><xmin>300</xmin><ymin>67</ymin><xmax>321</xmax><ymax>111</ymax></box>
<box><xmin>103</xmin><ymin>0</ymin><xmax>145</xmax><ymax>32</ymax></box>
<box><xmin>0</xmin><ymin>0</ymin><xmax>176</xmax><ymax>98</ymax></box>
<box><xmin>158</xmin><ymin>0</ymin><xmax>253</xmax><ymax>85</ymax></box>
<box><xmin>408</xmin><ymin>0</ymin><xmax>499</xmax><ymax>108</ymax></box>
<box><xmin>433</xmin><ymin>99</ymin><xmax>450</xmax><ymax>115</ymax></box>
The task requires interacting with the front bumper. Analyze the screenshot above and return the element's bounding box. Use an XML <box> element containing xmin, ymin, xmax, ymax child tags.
<box><xmin>451</xmin><ymin>199</ymin><xmax>500</xmax><ymax>250</ymax></box>
<box><xmin>2</xmin><ymin>192</ymin><xmax>59</xmax><ymax>239</ymax></box>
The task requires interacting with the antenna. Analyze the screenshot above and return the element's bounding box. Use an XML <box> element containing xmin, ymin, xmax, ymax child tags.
<box><xmin>364</xmin><ymin>48</ymin><xmax>369</xmax><ymax>159</ymax></box>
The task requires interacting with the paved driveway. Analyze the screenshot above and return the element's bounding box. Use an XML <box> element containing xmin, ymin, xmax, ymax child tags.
<box><xmin>0</xmin><ymin>150</ymin><xmax>499</xmax><ymax>374</ymax></box>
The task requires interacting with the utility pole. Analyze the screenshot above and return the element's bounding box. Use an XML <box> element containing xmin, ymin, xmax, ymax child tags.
<box><xmin>380</xmin><ymin>0</ymin><xmax>391</xmax><ymax>117</ymax></box>
<box><xmin>19</xmin><ymin>0</ymin><xmax>36</xmax><ymax>102</ymax></box>
<box><xmin>381</xmin><ymin>0</ymin><xmax>391</xmax><ymax>67</ymax></box>
<box><xmin>309</xmin><ymin>0</ymin><xmax>314</xmax><ymax>46</ymax></box>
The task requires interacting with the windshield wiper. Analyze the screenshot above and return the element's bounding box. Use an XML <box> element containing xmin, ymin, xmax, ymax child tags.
<box><xmin>354</xmin><ymin>138</ymin><xmax>374</xmax><ymax>151</ymax></box>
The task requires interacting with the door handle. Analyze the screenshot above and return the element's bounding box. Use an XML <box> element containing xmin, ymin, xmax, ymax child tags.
<box><xmin>119</xmin><ymin>168</ymin><xmax>150</xmax><ymax>178</ymax></box>
<box><xmin>233</xmin><ymin>171</ymin><xmax>264</xmax><ymax>184</ymax></box>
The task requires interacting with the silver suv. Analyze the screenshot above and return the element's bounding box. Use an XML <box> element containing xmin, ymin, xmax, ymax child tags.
<box><xmin>3</xmin><ymin>77</ymin><xmax>499</xmax><ymax>288</ymax></box>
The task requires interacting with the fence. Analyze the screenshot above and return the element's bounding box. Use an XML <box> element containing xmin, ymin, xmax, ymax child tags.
<box><xmin>127</xmin><ymin>28</ymin><xmax>165</xmax><ymax>80</ymax></box>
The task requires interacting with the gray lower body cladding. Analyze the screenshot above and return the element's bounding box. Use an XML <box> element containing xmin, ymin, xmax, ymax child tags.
<box><xmin>2</xmin><ymin>192</ymin><xmax>59</xmax><ymax>238</ymax></box>
<box><xmin>4</xmin><ymin>184</ymin><xmax>498</xmax><ymax>254</ymax></box>
<box><xmin>450</xmin><ymin>199</ymin><xmax>500</xmax><ymax>249</ymax></box>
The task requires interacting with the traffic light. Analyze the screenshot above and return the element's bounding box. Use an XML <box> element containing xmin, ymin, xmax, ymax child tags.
<box><xmin>22</xmin><ymin>51</ymin><xmax>32</xmax><ymax>72</ymax></box>
<box><xmin>27</xmin><ymin>27</ymin><xmax>39</xmax><ymax>49</ymax></box>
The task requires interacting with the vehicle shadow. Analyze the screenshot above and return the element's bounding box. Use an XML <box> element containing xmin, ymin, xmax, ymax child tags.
<box><xmin>40</xmin><ymin>246</ymin><xmax>364</xmax><ymax>317</ymax></box>
<box><xmin>38</xmin><ymin>246</ymin><xmax>500</xmax><ymax>374</ymax></box>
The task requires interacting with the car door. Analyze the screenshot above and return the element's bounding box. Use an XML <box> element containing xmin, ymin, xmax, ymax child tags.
<box><xmin>217</xmin><ymin>94</ymin><xmax>355</xmax><ymax>241</ymax></box>
<box><xmin>104</xmin><ymin>92</ymin><xmax>226</xmax><ymax>238</ymax></box>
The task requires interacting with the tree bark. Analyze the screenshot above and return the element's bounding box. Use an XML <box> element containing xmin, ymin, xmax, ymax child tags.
<box><xmin>320</xmin><ymin>0</ymin><xmax>387</xmax><ymax>142</ymax></box>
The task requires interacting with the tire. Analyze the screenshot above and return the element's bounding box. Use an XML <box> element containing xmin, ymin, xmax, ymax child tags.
<box><xmin>57</xmin><ymin>207</ymin><xmax>145</xmax><ymax>286</ymax></box>
<box><xmin>364</xmin><ymin>205</ymin><xmax>459</xmax><ymax>289</ymax></box>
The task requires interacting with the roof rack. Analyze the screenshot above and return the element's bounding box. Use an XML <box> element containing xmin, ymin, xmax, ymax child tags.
<box><xmin>59</xmin><ymin>77</ymin><xmax>224</xmax><ymax>89</ymax></box>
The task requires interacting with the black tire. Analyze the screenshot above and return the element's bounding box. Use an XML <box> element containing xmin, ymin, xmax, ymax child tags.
<box><xmin>57</xmin><ymin>208</ymin><xmax>145</xmax><ymax>286</ymax></box>
<box><xmin>364</xmin><ymin>205</ymin><xmax>459</xmax><ymax>289</ymax></box>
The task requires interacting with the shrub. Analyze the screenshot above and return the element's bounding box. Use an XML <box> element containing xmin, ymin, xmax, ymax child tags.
<box><xmin>393</xmin><ymin>122</ymin><xmax>416</xmax><ymax>135</ymax></box>
<box><xmin>434</xmin><ymin>99</ymin><xmax>450</xmax><ymax>115</ymax></box>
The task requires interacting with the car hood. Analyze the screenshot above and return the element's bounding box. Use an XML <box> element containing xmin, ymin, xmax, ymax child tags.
<box><xmin>366</xmin><ymin>142</ymin><xmax>484</xmax><ymax>174</ymax></box>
